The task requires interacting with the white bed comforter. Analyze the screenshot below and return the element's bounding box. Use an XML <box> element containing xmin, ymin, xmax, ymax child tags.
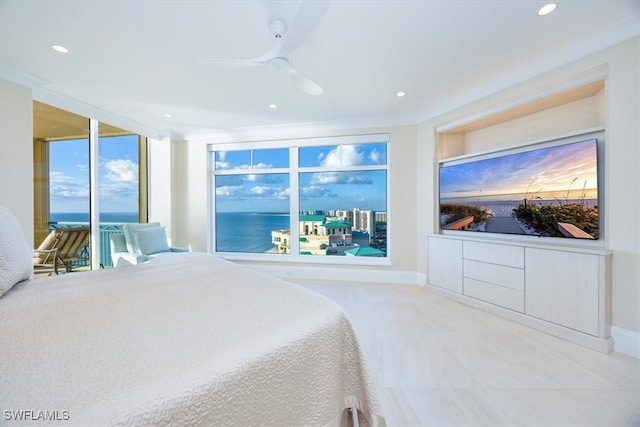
<box><xmin>0</xmin><ymin>253</ymin><xmax>385</xmax><ymax>426</ymax></box>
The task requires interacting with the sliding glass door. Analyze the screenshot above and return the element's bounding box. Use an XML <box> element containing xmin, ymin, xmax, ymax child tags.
<box><xmin>97</xmin><ymin>129</ymin><xmax>145</xmax><ymax>267</ymax></box>
<box><xmin>33</xmin><ymin>102</ymin><xmax>146</xmax><ymax>270</ymax></box>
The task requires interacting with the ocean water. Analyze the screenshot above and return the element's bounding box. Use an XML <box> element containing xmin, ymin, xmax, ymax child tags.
<box><xmin>441</xmin><ymin>198</ymin><xmax>597</xmax><ymax>217</ymax></box>
<box><xmin>216</xmin><ymin>212</ymin><xmax>290</xmax><ymax>253</ymax></box>
<box><xmin>50</xmin><ymin>212</ymin><xmax>290</xmax><ymax>253</ymax></box>
<box><xmin>50</xmin><ymin>212</ymin><xmax>139</xmax><ymax>223</ymax></box>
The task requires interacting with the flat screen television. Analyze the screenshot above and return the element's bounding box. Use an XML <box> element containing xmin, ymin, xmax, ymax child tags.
<box><xmin>438</xmin><ymin>131</ymin><xmax>602</xmax><ymax>240</ymax></box>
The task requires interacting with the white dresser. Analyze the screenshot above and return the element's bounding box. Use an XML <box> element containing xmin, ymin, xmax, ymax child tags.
<box><xmin>427</xmin><ymin>234</ymin><xmax>612</xmax><ymax>353</ymax></box>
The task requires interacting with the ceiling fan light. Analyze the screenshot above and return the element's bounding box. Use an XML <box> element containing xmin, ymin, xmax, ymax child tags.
<box><xmin>268</xmin><ymin>57</ymin><xmax>291</xmax><ymax>72</ymax></box>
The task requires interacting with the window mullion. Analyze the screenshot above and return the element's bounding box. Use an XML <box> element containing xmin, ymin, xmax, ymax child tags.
<box><xmin>88</xmin><ymin>118</ymin><xmax>100</xmax><ymax>270</ymax></box>
<box><xmin>215</xmin><ymin>168</ymin><xmax>291</xmax><ymax>176</ymax></box>
<box><xmin>290</xmin><ymin>146</ymin><xmax>300</xmax><ymax>256</ymax></box>
<box><xmin>300</xmin><ymin>165</ymin><xmax>385</xmax><ymax>173</ymax></box>
<box><xmin>207</xmin><ymin>151</ymin><xmax>215</xmax><ymax>253</ymax></box>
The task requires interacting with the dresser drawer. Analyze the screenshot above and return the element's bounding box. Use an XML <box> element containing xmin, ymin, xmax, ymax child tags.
<box><xmin>463</xmin><ymin>241</ymin><xmax>524</xmax><ymax>268</ymax></box>
<box><xmin>463</xmin><ymin>259</ymin><xmax>524</xmax><ymax>291</ymax></box>
<box><xmin>463</xmin><ymin>277</ymin><xmax>525</xmax><ymax>313</ymax></box>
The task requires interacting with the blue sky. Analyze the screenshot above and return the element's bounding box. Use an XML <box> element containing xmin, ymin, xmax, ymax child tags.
<box><xmin>215</xmin><ymin>143</ymin><xmax>387</xmax><ymax>213</ymax></box>
<box><xmin>49</xmin><ymin>139</ymin><xmax>388</xmax><ymax>214</ymax></box>
<box><xmin>439</xmin><ymin>139</ymin><xmax>598</xmax><ymax>201</ymax></box>
<box><xmin>49</xmin><ymin>135</ymin><xmax>139</xmax><ymax>213</ymax></box>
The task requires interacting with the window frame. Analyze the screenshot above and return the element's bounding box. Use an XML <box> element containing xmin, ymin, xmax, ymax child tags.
<box><xmin>37</xmin><ymin>129</ymin><xmax>146</xmax><ymax>270</ymax></box>
<box><xmin>208</xmin><ymin>133</ymin><xmax>391</xmax><ymax>266</ymax></box>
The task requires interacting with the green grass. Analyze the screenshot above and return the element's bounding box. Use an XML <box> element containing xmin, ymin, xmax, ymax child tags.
<box><xmin>512</xmin><ymin>201</ymin><xmax>598</xmax><ymax>239</ymax></box>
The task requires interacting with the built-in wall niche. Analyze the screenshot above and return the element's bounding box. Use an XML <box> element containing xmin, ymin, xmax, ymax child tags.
<box><xmin>426</xmin><ymin>77</ymin><xmax>612</xmax><ymax>353</ymax></box>
<box><xmin>436</xmin><ymin>79</ymin><xmax>605</xmax><ymax>159</ymax></box>
<box><xmin>433</xmin><ymin>78</ymin><xmax>606</xmax><ymax>246</ymax></box>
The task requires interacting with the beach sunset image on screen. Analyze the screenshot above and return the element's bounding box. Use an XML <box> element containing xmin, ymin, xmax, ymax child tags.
<box><xmin>439</xmin><ymin>137</ymin><xmax>599</xmax><ymax>239</ymax></box>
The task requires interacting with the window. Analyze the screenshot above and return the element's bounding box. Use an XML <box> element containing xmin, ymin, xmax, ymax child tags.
<box><xmin>213</xmin><ymin>148</ymin><xmax>290</xmax><ymax>253</ymax></box>
<box><xmin>209</xmin><ymin>134</ymin><xmax>389</xmax><ymax>263</ymax></box>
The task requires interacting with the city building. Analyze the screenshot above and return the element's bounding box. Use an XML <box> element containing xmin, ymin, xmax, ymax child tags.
<box><xmin>272</xmin><ymin>213</ymin><xmax>372</xmax><ymax>255</ymax></box>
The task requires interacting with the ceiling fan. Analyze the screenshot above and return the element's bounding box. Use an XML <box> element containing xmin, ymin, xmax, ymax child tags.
<box><xmin>195</xmin><ymin>1</ymin><xmax>328</xmax><ymax>96</ymax></box>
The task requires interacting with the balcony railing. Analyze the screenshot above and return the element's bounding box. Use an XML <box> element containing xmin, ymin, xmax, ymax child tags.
<box><xmin>48</xmin><ymin>222</ymin><xmax>126</xmax><ymax>268</ymax></box>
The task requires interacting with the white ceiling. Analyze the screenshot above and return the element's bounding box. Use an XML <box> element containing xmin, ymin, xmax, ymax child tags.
<box><xmin>1</xmin><ymin>0</ymin><xmax>638</xmax><ymax>140</ymax></box>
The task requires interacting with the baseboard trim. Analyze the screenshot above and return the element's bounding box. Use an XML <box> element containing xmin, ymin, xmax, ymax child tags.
<box><xmin>240</xmin><ymin>263</ymin><xmax>425</xmax><ymax>286</ymax></box>
<box><xmin>611</xmin><ymin>326</ymin><xmax>640</xmax><ymax>359</ymax></box>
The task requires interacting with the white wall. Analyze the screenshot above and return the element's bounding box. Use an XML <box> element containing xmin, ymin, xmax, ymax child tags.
<box><xmin>147</xmin><ymin>136</ymin><xmax>175</xmax><ymax>242</ymax></box>
<box><xmin>417</xmin><ymin>37</ymin><xmax>640</xmax><ymax>337</ymax></box>
<box><xmin>172</xmin><ymin>138</ymin><xmax>207</xmax><ymax>251</ymax></box>
<box><xmin>0</xmin><ymin>80</ymin><xmax>33</xmax><ymax>247</ymax></box>
<box><xmin>605</xmin><ymin>38</ymin><xmax>640</xmax><ymax>337</ymax></box>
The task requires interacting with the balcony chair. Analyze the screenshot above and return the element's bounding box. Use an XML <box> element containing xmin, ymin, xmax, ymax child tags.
<box><xmin>109</xmin><ymin>222</ymin><xmax>189</xmax><ymax>268</ymax></box>
<box><xmin>33</xmin><ymin>226</ymin><xmax>90</xmax><ymax>274</ymax></box>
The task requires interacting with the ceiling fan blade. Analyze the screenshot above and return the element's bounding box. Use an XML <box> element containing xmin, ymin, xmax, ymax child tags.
<box><xmin>281</xmin><ymin>0</ymin><xmax>328</xmax><ymax>56</ymax></box>
<box><xmin>194</xmin><ymin>57</ymin><xmax>264</xmax><ymax>69</ymax></box>
<box><xmin>195</xmin><ymin>38</ymin><xmax>283</xmax><ymax>68</ymax></box>
<box><xmin>289</xmin><ymin>67</ymin><xmax>323</xmax><ymax>96</ymax></box>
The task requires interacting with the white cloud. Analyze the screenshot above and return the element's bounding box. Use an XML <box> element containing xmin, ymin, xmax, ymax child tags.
<box><xmin>245</xmin><ymin>174</ymin><xmax>283</xmax><ymax>183</ymax></box>
<box><xmin>216</xmin><ymin>162</ymin><xmax>252</xmax><ymax>171</ymax></box>
<box><xmin>301</xmin><ymin>186</ymin><xmax>337</xmax><ymax>198</ymax></box>
<box><xmin>99</xmin><ymin>181</ymin><xmax>138</xmax><ymax>199</ymax></box>
<box><xmin>216</xmin><ymin>185</ymin><xmax>244</xmax><ymax>196</ymax></box>
<box><xmin>309</xmin><ymin>145</ymin><xmax>375</xmax><ymax>185</ymax></box>
<box><xmin>277</xmin><ymin>188</ymin><xmax>290</xmax><ymax>198</ymax></box>
<box><xmin>320</xmin><ymin>145</ymin><xmax>365</xmax><ymax>167</ymax></box>
<box><xmin>49</xmin><ymin>171</ymin><xmax>89</xmax><ymax>198</ymax></box>
<box><xmin>103</xmin><ymin>159</ymin><xmax>137</xmax><ymax>183</ymax></box>
<box><xmin>369</xmin><ymin>149</ymin><xmax>384</xmax><ymax>164</ymax></box>
<box><xmin>310</xmin><ymin>171</ymin><xmax>373</xmax><ymax>185</ymax></box>
<box><xmin>251</xmin><ymin>186</ymin><xmax>270</xmax><ymax>195</ymax></box>
<box><xmin>215</xmin><ymin>161</ymin><xmax>231</xmax><ymax>170</ymax></box>
<box><xmin>250</xmin><ymin>186</ymin><xmax>289</xmax><ymax>199</ymax></box>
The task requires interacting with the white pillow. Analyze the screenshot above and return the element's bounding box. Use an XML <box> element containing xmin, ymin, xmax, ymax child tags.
<box><xmin>0</xmin><ymin>206</ymin><xmax>33</xmax><ymax>297</ymax></box>
<box><xmin>122</xmin><ymin>222</ymin><xmax>161</xmax><ymax>254</ymax></box>
<box><xmin>133</xmin><ymin>226</ymin><xmax>170</xmax><ymax>255</ymax></box>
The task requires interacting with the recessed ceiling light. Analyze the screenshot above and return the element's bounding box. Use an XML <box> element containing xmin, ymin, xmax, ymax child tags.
<box><xmin>164</xmin><ymin>113</ymin><xmax>172</xmax><ymax>118</ymax></box>
<box><xmin>538</xmin><ymin>3</ymin><xmax>557</xmax><ymax>16</ymax></box>
<box><xmin>51</xmin><ymin>44</ymin><xmax>69</xmax><ymax>53</ymax></box>
<box><xmin>269</xmin><ymin>104</ymin><xmax>278</xmax><ymax>109</ymax></box>
<box><xmin>397</xmin><ymin>91</ymin><xmax>406</xmax><ymax>97</ymax></box>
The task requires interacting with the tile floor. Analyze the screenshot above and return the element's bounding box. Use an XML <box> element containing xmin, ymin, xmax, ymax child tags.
<box><xmin>294</xmin><ymin>280</ymin><xmax>640</xmax><ymax>427</ymax></box>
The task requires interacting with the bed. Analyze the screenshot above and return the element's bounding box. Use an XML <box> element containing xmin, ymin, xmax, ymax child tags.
<box><xmin>0</xmin><ymin>208</ymin><xmax>385</xmax><ymax>426</ymax></box>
